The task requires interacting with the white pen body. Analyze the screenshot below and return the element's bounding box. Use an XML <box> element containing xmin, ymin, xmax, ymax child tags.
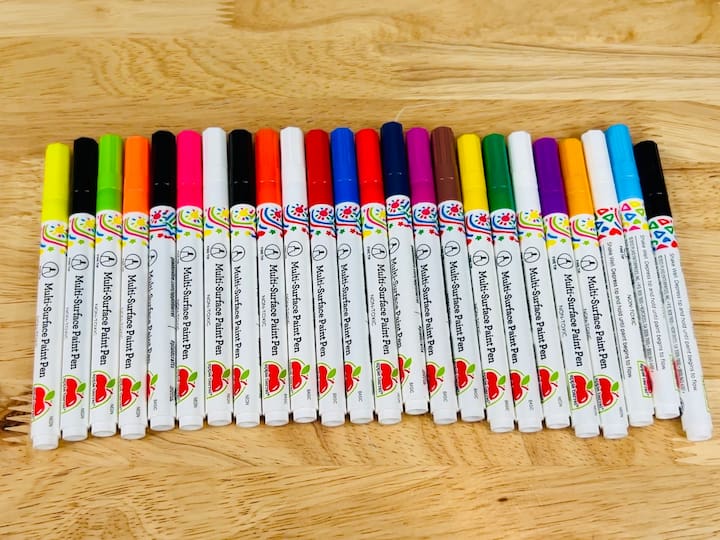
<box><xmin>89</xmin><ymin>210</ymin><xmax>123</xmax><ymax>437</ymax></box>
<box><xmin>147</xmin><ymin>205</ymin><xmax>177</xmax><ymax>431</ymax></box>
<box><xmin>309</xmin><ymin>204</ymin><xmax>346</xmax><ymax>426</ymax></box>
<box><xmin>32</xmin><ymin>220</ymin><xmax>68</xmax><ymax>450</ymax></box>
<box><xmin>230</xmin><ymin>204</ymin><xmax>261</xmax><ymax>427</ymax></box>
<box><xmin>386</xmin><ymin>194</ymin><xmax>428</xmax><ymax>414</ymax></box>
<box><xmin>175</xmin><ymin>206</ymin><xmax>205</xmax><ymax>430</ymax></box>
<box><xmin>60</xmin><ymin>213</ymin><xmax>95</xmax><ymax>441</ymax></box>
<box><xmin>438</xmin><ymin>200</ymin><xmax>484</xmax><ymax>422</ymax></box>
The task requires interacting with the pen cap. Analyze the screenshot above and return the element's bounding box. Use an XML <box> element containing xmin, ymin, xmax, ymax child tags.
<box><xmin>406</xmin><ymin>127</ymin><xmax>436</xmax><ymax>205</ymax></box>
<box><xmin>431</xmin><ymin>126</ymin><xmax>461</xmax><ymax>203</ymax></box>
<box><xmin>71</xmin><ymin>137</ymin><xmax>98</xmax><ymax>216</ymax></box>
<box><xmin>507</xmin><ymin>131</ymin><xmax>541</xmax><ymax>211</ymax></box>
<box><xmin>177</xmin><ymin>130</ymin><xmax>202</xmax><ymax>208</ymax></box>
<box><xmin>280</xmin><ymin>126</ymin><xmax>308</xmax><ymax>205</ymax></box>
<box><xmin>581</xmin><ymin>130</ymin><xmax>618</xmax><ymax>210</ymax></box>
<box><xmin>228</xmin><ymin>129</ymin><xmax>255</xmax><ymax>207</ymax></box>
<box><xmin>202</xmin><ymin>127</ymin><xmax>228</xmax><ymax>208</ymax></box>
<box><xmin>123</xmin><ymin>136</ymin><xmax>150</xmax><ymax>214</ymax></box>
<box><xmin>330</xmin><ymin>127</ymin><xmax>359</xmax><ymax>205</ymax></box>
<box><xmin>481</xmin><ymin>134</ymin><xmax>515</xmax><ymax>212</ymax></box>
<box><xmin>533</xmin><ymin>137</ymin><xmax>568</xmax><ymax>216</ymax></box>
<box><xmin>305</xmin><ymin>129</ymin><xmax>333</xmax><ymax>207</ymax></box>
<box><xmin>380</xmin><ymin>121</ymin><xmax>410</xmax><ymax>198</ymax></box>
<box><xmin>456</xmin><ymin>133</ymin><xmax>489</xmax><ymax>212</ymax></box>
<box><xmin>558</xmin><ymin>138</ymin><xmax>594</xmax><ymax>217</ymax></box>
<box><xmin>606</xmin><ymin>124</ymin><xmax>643</xmax><ymax>201</ymax></box>
<box><xmin>41</xmin><ymin>143</ymin><xmax>71</xmax><ymax>222</ymax></box>
<box><xmin>255</xmin><ymin>128</ymin><xmax>281</xmax><ymax>205</ymax></box>
<box><xmin>151</xmin><ymin>130</ymin><xmax>176</xmax><ymax>208</ymax></box>
<box><xmin>356</xmin><ymin>128</ymin><xmax>385</xmax><ymax>206</ymax></box>
<box><xmin>634</xmin><ymin>141</ymin><xmax>672</xmax><ymax>219</ymax></box>
<box><xmin>97</xmin><ymin>134</ymin><xmax>123</xmax><ymax>213</ymax></box>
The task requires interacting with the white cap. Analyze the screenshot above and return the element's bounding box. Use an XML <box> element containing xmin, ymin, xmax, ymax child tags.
<box><xmin>460</xmin><ymin>411</ymin><xmax>484</xmax><ymax>423</ymax></box>
<box><xmin>320</xmin><ymin>411</ymin><xmax>346</xmax><ymax>427</ymax></box>
<box><xmin>292</xmin><ymin>408</ymin><xmax>317</xmax><ymax>424</ymax></box>
<box><xmin>628</xmin><ymin>412</ymin><xmax>654</xmax><ymax>428</ymax></box>
<box><xmin>433</xmin><ymin>408</ymin><xmax>458</xmax><ymax>425</ymax></box>
<box><xmin>518</xmin><ymin>418</ymin><xmax>543</xmax><ymax>433</ymax></box>
<box><xmin>349</xmin><ymin>408</ymin><xmax>374</xmax><ymax>424</ymax></box>
<box><xmin>120</xmin><ymin>424</ymin><xmax>146</xmax><ymax>440</ymax></box>
<box><xmin>178</xmin><ymin>415</ymin><xmax>204</xmax><ymax>431</ymax></box>
<box><xmin>581</xmin><ymin>130</ymin><xmax>619</xmax><ymax>210</ymax></box>
<box><xmin>377</xmin><ymin>408</ymin><xmax>402</xmax><ymax>425</ymax></box>
<box><xmin>404</xmin><ymin>400</ymin><xmax>429</xmax><ymax>415</ymax></box>
<box><xmin>91</xmin><ymin>422</ymin><xmax>116</xmax><ymax>437</ymax></box>
<box><xmin>202</xmin><ymin>127</ymin><xmax>229</xmax><ymax>208</ymax></box>
<box><xmin>149</xmin><ymin>416</ymin><xmax>175</xmax><ymax>432</ymax></box>
<box><xmin>235</xmin><ymin>412</ymin><xmax>261</xmax><ymax>428</ymax></box>
<box><xmin>207</xmin><ymin>410</ymin><xmax>232</xmax><ymax>427</ymax></box>
<box><xmin>264</xmin><ymin>409</ymin><xmax>289</xmax><ymax>427</ymax></box>
<box><xmin>682</xmin><ymin>407</ymin><xmax>713</xmax><ymax>442</ymax></box>
<box><xmin>507</xmin><ymin>131</ymin><xmax>541</xmax><ymax>213</ymax></box>
<box><xmin>280</xmin><ymin>127</ymin><xmax>308</xmax><ymax>205</ymax></box>
<box><xmin>489</xmin><ymin>418</ymin><xmax>515</xmax><ymax>434</ymax></box>
<box><xmin>574</xmin><ymin>422</ymin><xmax>601</xmax><ymax>439</ymax></box>
<box><xmin>545</xmin><ymin>415</ymin><xmax>571</xmax><ymax>430</ymax></box>
<box><xmin>32</xmin><ymin>433</ymin><xmax>59</xmax><ymax>451</ymax></box>
<box><xmin>601</xmin><ymin>421</ymin><xmax>629</xmax><ymax>440</ymax></box>
<box><xmin>62</xmin><ymin>425</ymin><xmax>88</xmax><ymax>442</ymax></box>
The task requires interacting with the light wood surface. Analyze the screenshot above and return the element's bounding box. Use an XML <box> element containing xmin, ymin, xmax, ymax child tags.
<box><xmin>1</xmin><ymin>1</ymin><xmax>720</xmax><ymax>537</ymax></box>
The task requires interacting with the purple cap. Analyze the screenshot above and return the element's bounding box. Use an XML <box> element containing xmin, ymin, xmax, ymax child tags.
<box><xmin>406</xmin><ymin>127</ymin><xmax>436</xmax><ymax>205</ymax></box>
<box><xmin>533</xmin><ymin>137</ymin><xmax>568</xmax><ymax>216</ymax></box>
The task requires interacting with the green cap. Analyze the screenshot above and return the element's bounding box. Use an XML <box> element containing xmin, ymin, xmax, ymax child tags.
<box><xmin>97</xmin><ymin>134</ymin><xmax>123</xmax><ymax>212</ymax></box>
<box><xmin>481</xmin><ymin>134</ymin><xmax>515</xmax><ymax>212</ymax></box>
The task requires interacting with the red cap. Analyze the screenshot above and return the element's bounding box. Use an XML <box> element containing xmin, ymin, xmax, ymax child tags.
<box><xmin>305</xmin><ymin>129</ymin><xmax>333</xmax><ymax>207</ymax></box>
<box><xmin>255</xmin><ymin>128</ymin><xmax>281</xmax><ymax>205</ymax></box>
<box><xmin>356</xmin><ymin>128</ymin><xmax>385</xmax><ymax>206</ymax></box>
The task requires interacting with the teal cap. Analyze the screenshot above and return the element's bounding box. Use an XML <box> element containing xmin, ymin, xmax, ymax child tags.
<box><xmin>97</xmin><ymin>134</ymin><xmax>123</xmax><ymax>212</ymax></box>
<box><xmin>481</xmin><ymin>134</ymin><xmax>515</xmax><ymax>212</ymax></box>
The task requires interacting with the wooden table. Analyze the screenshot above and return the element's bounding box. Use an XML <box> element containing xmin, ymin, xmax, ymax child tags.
<box><xmin>1</xmin><ymin>1</ymin><xmax>719</xmax><ymax>537</ymax></box>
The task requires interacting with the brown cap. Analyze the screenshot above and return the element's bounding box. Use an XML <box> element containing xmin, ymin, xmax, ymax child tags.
<box><xmin>431</xmin><ymin>126</ymin><xmax>461</xmax><ymax>202</ymax></box>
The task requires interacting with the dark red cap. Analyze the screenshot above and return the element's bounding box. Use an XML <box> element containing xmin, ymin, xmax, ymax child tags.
<box><xmin>305</xmin><ymin>129</ymin><xmax>333</xmax><ymax>207</ymax></box>
<box><xmin>356</xmin><ymin>128</ymin><xmax>385</xmax><ymax>206</ymax></box>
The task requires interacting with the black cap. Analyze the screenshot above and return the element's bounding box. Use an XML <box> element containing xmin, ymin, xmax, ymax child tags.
<box><xmin>151</xmin><ymin>130</ymin><xmax>176</xmax><ymax>207</ymax></box>
<box><xmin>634</xmin><ymin>140</ymin><xmax>672</xmax><ymax>219</ymax></box>
<box><xmin>228</xmin><ymin>129</ymin><xmax>255</xmax><ymax>206</ymax></box>
<box><xmin>71</xmin><ymin>137</ymin><xmax>98</xmax><ymax>215</ymax></box>
<box><xmin>380</xmin><ymin>121</ymin><xmax>410</xmax><ymax>198</ymax></box>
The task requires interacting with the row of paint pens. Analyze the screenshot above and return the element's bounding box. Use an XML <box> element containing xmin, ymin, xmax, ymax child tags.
<box><xmin>31</xmin><ymin>123</ymin><xmax>711</xmax><ymax>450</ymax></box>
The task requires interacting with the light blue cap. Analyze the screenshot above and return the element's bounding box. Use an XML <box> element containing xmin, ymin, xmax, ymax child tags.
<box><xmin>605</xmin><ymin>124</ymin><xmax>643</xmax><ymax>201</ymax></box>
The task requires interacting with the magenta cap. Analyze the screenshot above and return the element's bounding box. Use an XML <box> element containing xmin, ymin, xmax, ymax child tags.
<box><xmin>406</xmin><ymin>127</ymin><xmax>436</xmax><ymax>205</ymax></box>
<box><xmin>177</xmin><ymin>130</ymin><xmax>203</xmax><ymax>208</ymax></box>
<box><xmin>533</xmin><ymin>137</ymin><xmax>568</xmax><ymax>216</ymax></box>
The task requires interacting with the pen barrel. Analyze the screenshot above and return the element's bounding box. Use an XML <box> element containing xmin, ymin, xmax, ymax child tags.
<box><xmin>465</xmin><ymin>209</ymin><xmax>515</xmax><ymax>433</ymax></box>
<box><xmin>386</xmin><ymin>194</ymin><xmax>429</xmax><ymax>415</ymax></box>
<box><xmin>32</xmin><ymin>219</ymin><xmax>68</xmax><ymax>450</ymax></box>
<box><xmin>438</xmin><ymin>200</ymin><xmax>484</xmax><ymax>422</ymax></box>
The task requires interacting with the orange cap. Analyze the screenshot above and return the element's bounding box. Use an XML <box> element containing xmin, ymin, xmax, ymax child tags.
<box><xmin>255</xmin><ymin>128</ymin><xmax>281</xmax><ymax>205</ymax></box>
<box><xmin>558</xmin><ymin>138</ymin><xmax>594</xmax><ymax>217</ymax></box>
<box><xmin>123</xmin><ymin>136</ymin><xmax>149</xmax><ymax>213</ymax></box>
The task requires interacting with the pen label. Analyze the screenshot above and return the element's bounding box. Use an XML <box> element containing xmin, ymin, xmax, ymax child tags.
<box><xmin>619</xmin><ymin>199</ymin><xmax>649</xmax><ymax>233</ymax></box>
<box><xmin>412</xmin><ymin>203</ymin><xmax>439</xmax><ymax>236</ymax></box>
<box><xmin>150</xmin><ymin>207</ymin><xmax>176</xmax><ymax>240</ymax></box>
<box><xmin>595</xmin><ymin>207</ymin><xmax>623</xmax><ymax>241</ymax></box>
<box><xmin>40</xmin><ymin>222</ymin><xmax>67</xmax><ymax>256</ymax></box>
<box><xmin>648</xmin><ymin>216</ymin><xmax>677</xmax><ymax>251</ymax></box>
<box><xmin>178</xmin><ymin>207</ymin><xmax>203</xmax><ymax>239</ymax></box>
<box><xmin>284</xmin><ymin>202</ymin><xmax>309</xmax><ymax>235</ymax></box>
<box><xmin>68</xmin><ymin>214</ymin><xmax>95</xmax><ymax>249</ymax></box>
<box><xmin>517</xmin><ymin>209</ymin><xmax>544</xmax><ymax>241</ymax></box>
<box><xmin>386</xmin><ymin>195</ymin><xmax>412</xmax><ymax>230</ymax></box>
<box><xmin>231</xmin><ymin>205</ymin><xmax>256</xmax><ymax>238</ymax></box>
<box><xmin>336</xmin><ymin>202</ymin><xmax>361</xmax><ymax>236</ymax></box>
<box><xmin>491</xmin><ymin>210</ymin><xmax>518</xmax><ymax>244</ymax></box>
<box><xmin>438</xmin><ymin>201</ymin><xmax>465</xmax><ymax>235</ymax></box>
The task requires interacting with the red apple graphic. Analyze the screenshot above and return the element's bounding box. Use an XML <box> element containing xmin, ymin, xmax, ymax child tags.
<box><xmin>92</xmin><ymin>372</ymin><xmax>115</xmax><ymax>407</ymax></box>
<box><xmin>672</xmin><ymin>359</ymin><xmax>682</xmax><ymax>390</ymax></box>
<box><xmin>120</xmin><ymin>376</ymin><xmax>142</xmax><ymax>409</ymax></box>
<box><xmin>318</xmin><ymin>364</ymin><xmax>338</xmax><ymax>397</ymax></box>
<box><xmin>178</xmin><ymin>366</ymin><xmax>198</xmax><ymax>401</ymax></box>
<box><xmin>209</xmin><ymin>362</ymin><xmax>231</xmax><ymax>395</ymax></box>
<box><xmin>569</xmin><ymin>373</ymin><xmax>594</xmax><ymax>407</ymax></box>
<box><xmin>63</xmin><ymin>376</ymin><xmax>86</xmax><ymax>410</ymax></box>
<box><xmin>398</xmin><ymin>355</ymin><xmax>412</xmax><ymax>384</ymax></box>
<box><xmin>597</xmin><ymin>375</ymin><xmax>620</xmax><ymax>409</ymax></box>
<box><xmin>455</xmin><ymin>359</ymin><xmax>475</xmax><ymax>392</ymax></box>
<box><xmin>377</xmin><ymin>360</ymin><xmax>398</xmax><ymax>394</ymax></box>
<box><xmin>640</xmin><ymin>362</ymin><xmax>653</xmax><ymax>397</ymax></box>
<box><xmin>146</xmin><ymin>372</ymin><xmax>158</xmax><ymax>400</ymax></box>
<box><xmin>538</xmin><ymin>366</ymin><xmax>559</xmax><ymax>400</ymax></box>
<box><xmin>33</xmin><ymin>385</ymin><xmax>55</xmax><ymax>418</ymax></box>
<box><xmin>427</xmin><ymin>363</ymin><xmax>445</xmax><ymax>395</ymax></box>
<box><xmin>266</xmin><ymin>362</ymin><xmax>287</xmax><ymax>395</ymax></box>
<box><xmin>233</xmin><ymin>366</ymin><xmax>250</xmax><ymax>398</ymax></box>
<box><xmin>344</xmin><ymin>363</ymin><xmax>361</xmax><ymax>394</ymax></box>
<box><xmin>484</xmin><ymin>370</ymin><xmax>506</xmax><ymax>403</ymax></box>
<box><xmin>291</xmin><ymin>359</ymin><xmax>311</xmax><ymax>393</ymax></box>
<box><xmin>510</xmin><ymin>371</ymin><xmax>530</xmax><ymax>403</ymax></box>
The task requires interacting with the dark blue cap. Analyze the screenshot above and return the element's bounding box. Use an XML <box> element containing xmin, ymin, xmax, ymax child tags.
<box><xmin>330</xmin><ymin>127</ymin><xmax>359</xmax><ymax>204</ymax></box>
<box><xmin>606</xmin><ymin>124</ymin><xmax>643</xmax><ymax>202</ymax></box>
<box><xmin>380</xmin><ymin>121</ymin><xmax>410</xmax><ymax>198</ymax></box>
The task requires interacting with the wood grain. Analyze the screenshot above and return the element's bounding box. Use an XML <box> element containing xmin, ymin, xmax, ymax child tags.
<box><xmin>1</xmin><ymin>1</ymin><xmax>719</xmax><ymax>537</ymax></box>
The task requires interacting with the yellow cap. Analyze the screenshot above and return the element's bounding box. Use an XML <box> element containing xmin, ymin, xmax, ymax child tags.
<box><xmin>558</xmin><ymin>138</ymin><xmax>594</xmax><ymax>217</ymax></box>
<box><xmin>456</xmin><ymin>133</ymin><xmax>489</xmax><ymax>212</ymax></box>
<box><xmin>41</xmin><ymin>143</ymin><xmax>71</xmax><ymax>222</ymax></box>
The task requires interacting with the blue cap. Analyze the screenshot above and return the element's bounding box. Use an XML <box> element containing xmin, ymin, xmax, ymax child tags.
<box><xmin>330</xmin><ymin>128</ymin><xmax>360</xmax><ymax>204</ymax></box>
<box><xmin>606</xmin><ymin>124</ymin><xmax>643</xmax><ymax>201</ymax></box>
<box><xmin>380</xmin><ymin>121</ymin><xmax>410</xmax><ymax>198</ymax></box>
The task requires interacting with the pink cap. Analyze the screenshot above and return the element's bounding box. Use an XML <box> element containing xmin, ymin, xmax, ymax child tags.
<box><xmin>177</xmin><ymin>130</ymin><xmax>203</xmax><ymax>208</ymax></box>
<box><xmin>406</xmin><ymin>127</ymin><xmax>436</xmax><ymax>205</ymax></box>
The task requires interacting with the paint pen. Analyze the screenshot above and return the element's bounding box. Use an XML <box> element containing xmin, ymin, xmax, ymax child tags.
<box><xmin>534</xmin><ymin>137</ymin><xmax>599</xmax><ymax>438</ymax></box>
<box><xmin>32</xmin><ymin>143</ymin><xmax>70</xmax><ymax>450</ymax></box>
<box><xmin>507</xmin><ymin>131</ymin><xmax>570</xmax><ymax>429</ymax></box>
<box><xmin>357</xmin><ymin>128</ymin><xmax>403</xmax><ymax>425</ymax></box>
<box><xmin>457</xmin><ymin>134</ymin><xmax>515</xmax><ymax>433</ymax></box>
<box><xmin>89</xmin><ymin>134</ymin><xmax>123</xmax><ymax>437</ymax></box>
<box><xmin>559</xmin><ymin>138</ymin><xmax>628</xmax><ymax>439</ymax></box>
<box><xmin>407</xmin><ymin>127</ymin><xmax>458</xmax><ymax>425</ymax></box>
<box><xmin>202</xmin><ymin>127</ymin><xmax>233</xmax><ymax>426</ymax></box>
<box><xmin>431</xmin><ymin>127</ymin><xmax>484</xmax><ymax>422</ymax></box>
<box><xmin>118</xmin><ymin>136</ymin><xmax>150</xmax><ymax>440</ymax></box>
<box><xmin>147</xmin><ymin>131</ymin><xmax>177</xmax><ymax>431</ymax></box>
<box><xmin>176</xmin><ymin>130</ymin><xmax>205</xmax><ymax>430</ymax></box>
<box><xmin>606</xmin><ymin>124</ymin><xmax>680</xmax><ymax>419</ymax></box>
<box><xmin>482</xmin><ymin>134</ymin><xmax>543</xmax><ymax>432</ymax></box>
<box><xmin>635</xmin><ymin>140</ymin><xmax>712</xmax><ymax>441</ymax></box>
<box><xmin>581</xmin><ymin>130</ymin><xmax>654</xmax><ymax>427</ymax></box>
<box><xmin>60</xmin><ymin>138</ymin><xmax>97</xmax><ymax>442</ymax></box>
<box><xmin>256</xmin><ymin>128</ymin><xmax>290</xmax><ymax>426</ymax></box>
<box><xmin>331</xmin><ymin>127</ymin><xmax>374</xmax><ymax>424</ymax></box>
<box><xmin>380</xmin><ymin>122</ymin><xmax>428</xmax><ymax>415</ymax></box>
<box><xmin>228</xmin><ymin>129</ymin><xmax>261</xmax><ymax>428</ymax></box>
<box><xmin>305</xmin><ymin>129</ymin><xmax>346</xmax><ymax>426</ymax></box>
